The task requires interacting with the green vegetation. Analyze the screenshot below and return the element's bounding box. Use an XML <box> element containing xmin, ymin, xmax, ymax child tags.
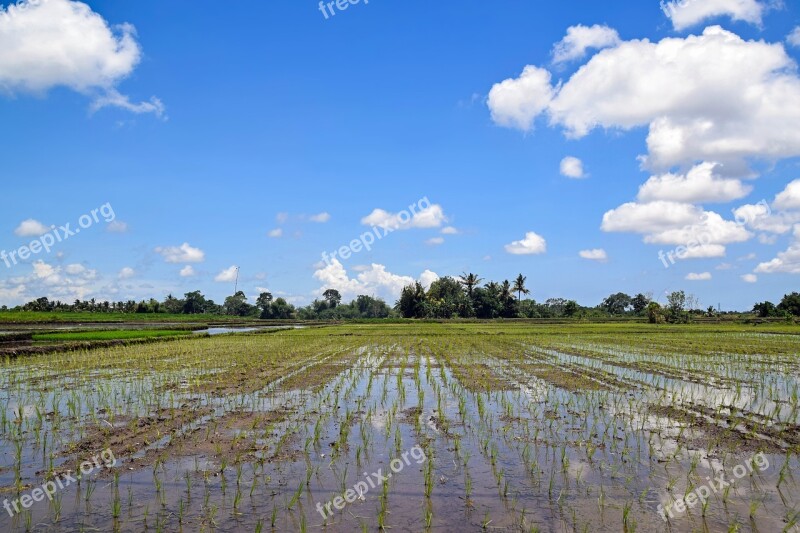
<box><xmin>31</xmin><ymin>329</ymin><xmax>192</xmax><ymax>342</ymax></box>
<box><xmin>1</xmin><ymin>322</ymin><xmax>798</xmax><ymax>531</ymax></box>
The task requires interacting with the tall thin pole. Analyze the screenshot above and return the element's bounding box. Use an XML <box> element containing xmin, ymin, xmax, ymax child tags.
<box><xmin>234</xmin><ymin>266</ymin><xmax>240</xmax><ymax>294</ymax></box>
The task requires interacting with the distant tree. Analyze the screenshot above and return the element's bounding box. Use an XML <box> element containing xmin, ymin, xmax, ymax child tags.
<box><xmin>753</xmin><ymin>301</ymin><xmax>777</xmax><ymax>318</ymax></box>
<box><xmin>666</xmin><ymin>290</ymin><xmax>688</xmax><ymax>322</ymax></box>
<box><xmin>564</xmin><ymin>300</ymin><xmax>578</xmax><ymax>317</ymax></box>
<box><xmin>269</xmin><ymin>297</ymin><xmax>295</xmax><ymax>319</ymax></box>
<box><xmin>458</xmin><ymin>273</ymin><xmax>483</xmax><ymax>299</ymax></box>
<box><xmin>354</xmin><ymin>295</ymin><xmax>391</xmax><ymax>318</ymax></box>
<box><xmin>427</xmin><ymin>277</ymin><xmax>471</xmax><ymax>318</ymax></box>
<box><xmin>500</xmin><ymin>280</ymin><xmax>517</xmax><ymax>318</ymax></box>
<box><xmin>183</xmin><ymin>291</ymin><xmax>207</xmax><ymax>314</ymax></box>
<box><xmin>631</xmin><ymin>293</ymin><xmax>651</xmax><ymax>315</ymax></box>
<box><xmin>223</xmin><ymin>291</ymin><xmax>252</xmax><ymax>316</ymax></box>
<box><xmin>647</xmin><ymin>302</ymin><xmax>665</xmax><ymax>323</ymax></box>
<box><xmin>512</xmin><ymin>274</ymin><xmax>530</xmax><ymax>302</ymax></box>
<box><xmin>472</xmin><ymin>286</ymin><xmax>502</xmax><ymax>319</ymax></box>
<box><xmin>397</xmin><ymin>282</ymin><xmax>427</xmax><ymax>318</ymax></box>
<box><xmin>163</xmin><ymin>294</ymin><xmax>184</xmax><ymax>314</ymax></box>
<box><xmin>323</xmin><ymin>289</ymin><xmax>342</xmax><ymax>308</ymax></box>
<box><xmin>256</xmin><ymin>291</ymin><xmax>274</xmax><ymax>319</ymax></box>
<box><xmin>601</xmin><ymin>293</ymin><xmax>632</xmax><ymax>315</ymax></box>
<box><xmin>778</xmin><ymin>292</ymin><xmax>800</xmax><ymax>316</ymax></box>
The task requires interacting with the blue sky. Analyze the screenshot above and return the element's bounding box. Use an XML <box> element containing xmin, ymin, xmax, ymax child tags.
<box><xmin>2</xmin><ymin>0</ymin><xmax>800</xmax><ymax>310</ymax></box>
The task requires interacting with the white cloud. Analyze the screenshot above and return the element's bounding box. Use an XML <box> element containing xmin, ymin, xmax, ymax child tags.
<box><xmin>552</xmin><ymin>24</ymin><xmax>620</xmax><ymax>64</ymax></box>
<box><xmin>155</xmin><ymin>242</ymin><xmax>205</xmax><ymax>263</ymax></box>
<box><xmin>601</xmin><ymin>201</ymin><xmax>701</xmax><ymax>234</ymax></box>
<box><xmin>65</xmin><ymin>263</ymin><xmax>85</xmax><ymax>275</ymax></box>
<box><xmin>179</xmin><ymin>265</ymin><xmax>196</xmax><ymax>277</ymax></box>
<box><xmin>758</xmin><ymin>233</ymin><xmax>778</xmax><ymax>244</ymax></box>
<box><xmin>313</xmin><ymin>258</ymin><xmax>437</xmax><ymax>301</ymax></box>
<box><xmin>685</xmin><ymin>272</ymin><xmax>712</xmax><ymax>281</ymax></box>
<box><xmin>361</xmin><ymin>203</ymin><xmax>447</xmax><ymax>231</ymax></box>
<box><xmin>14</xmin><ymin>219</ymin><xmax>49</xmax><ymax>237</ymax></box>
<box><xmin>755</xmin><ymin>226</ymin><xmax>800</xmax><ymax>274</ymax></box>
<box><xmin>118</xmin><ymin>267</ymin><xmax>135</xmax><ymax>280</ymax></box>
<box><xmin>425</xmin><ymin>237</ymin><xmax>444</xmax><ymax>246</ymax></box>
<box><xmin>214</xmin><ymin>265</ymin><xmax>239</xmax><ymax>283</ymax></box>
<box><xmin>733</xmin><ymin>201</ymin><xmax>795</xmax><ymax>234</ymax></box>
<box><xmin>773</xmin><ymin>179</ymin><xmax>800</xmax><ymax>211</ymax></box>
<box><xmin>661</xmin><ymin>0</ymin><xmax>764</xmax><ymax>31</ymax></box>
<box><xmin>637</xmin><ymin>162</ymin><xmax>751</xmax><ymax>203</ymax></box>
<box><xmin>579</xmin><ymin>248</ymin><xmax>608</xmax><ymax>262</ymax></box>
<box><xmin>268</xmin><ymin>228</ymin><xmax>283</xmax><ymax>238</ymax></box>
<box><xmin>0</xmin><ymin>0</ymin><xmax>161</xmax><ymax>115</ymax></box>
<box><xmin>602</xmin><ymin>201</ymin><xmax>751</xmax><ymax>252</ymax></box>
<box><xmin>419</xmin><ymin>270</ymin><xmax>439</xmax><ymax>290</ymax></box>
<box><xmin>505</xmin><ymin>231</ymin><xmax>547</xmax><ymax>255</ymax></box>
<box><xmin>106</xmin><ymin>220</ymin><xmax>129</xmax><ymax>233</ymax></box>
<box><xmin>441</xmin><ymin>226</ymin><xmax>459</xmax><ymax>235</ymax></box>
<box><xmin>789</xmin><ymin>27</ymin><xmax>800</xmax><ymax>47</ymax></box>
<box><xmin>716</xmin><ymin>262</ymin><xmax>733</xmax><ymax>270</ymax></box>
<box><xmin>487</xmin><ymin>65</ymin><xmax>554</xmax><ymax>131</ymax></box>
<box><xmin>489</xmin><ymin>26</ymin><xmax>800</xmax><ymax>172</ymax></box>
<box><xmin>741</xmin><ymin>273</ymin><xmax>758</xmax><ymax>282</ymax></box>
<box><xmin>309</xmin><ymin>212</ymin><xmax>331</xmax><ymax>223</ymax></box>
<box><xmin>560</xmin><ymin>156</ymin><xmax>585</xmax><ymax>179</ymax></box>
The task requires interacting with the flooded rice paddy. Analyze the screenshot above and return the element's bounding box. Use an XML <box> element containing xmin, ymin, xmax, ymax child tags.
<box><xmin>0</xmin><ymin>323</ymin><xmax>799</xmax><ymax>532</ymax></box>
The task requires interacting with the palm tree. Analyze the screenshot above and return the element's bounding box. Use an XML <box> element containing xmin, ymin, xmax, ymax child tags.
<box><xmin>512</xmin><ymin>274</ymin><xmax>530</xmax><ymax>301</ymax></box>
<box><xmin>500</xmin><ymin>280</ymin><xmax>512</xmax><ymax>301</ymax></box>
<box><xmin>458</xmin><ymin>272</ymin><xmax>483</xmax><ymax>298</ymax></box>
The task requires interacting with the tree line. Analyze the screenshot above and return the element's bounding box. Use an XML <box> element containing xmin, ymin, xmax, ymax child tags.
<box><xmin>6</xmin><ymin>275</ymin><xmax>800</xmax><ymax>321</ymax></box>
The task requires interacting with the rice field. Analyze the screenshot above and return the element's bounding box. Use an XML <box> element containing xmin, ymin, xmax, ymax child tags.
<box><xmin>1</xmin><ymin>323</ymin><xmax>799</xmax><ymax>532</ymax></box>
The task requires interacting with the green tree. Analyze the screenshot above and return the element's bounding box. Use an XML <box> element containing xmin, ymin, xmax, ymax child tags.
<box><xmin>601</xmin><ymin>293</ymin><xmax>633</xmax><ymax>315</ymax></box>
<box><xmin>270</xmin><ymin>297</ymin><xmax>296</xmax><ymax>319</ymax></box>
<box><xmin>256</xmin><ymin>292</ymin><xmax>274</xmax><ymax>319</ymax></box>
<box><xmin>183</xmin><ymin>291</ymin><xmax>207</xmax><ymax>314</ymax></box>
<box><xmin>631</xmin><ymin>293</ymin><xmax>651</xmax><ymax>315</ymax></box>
<box><xmin>778</xmin><ymin>292</ymin><xmax>800</xmax><ymax>316</ymax></box>
<box><xmin>397</xmin><ymin>282</ymin><xmax>428</xmax><ymax>318</ymax></box>
<box><xmin>752</xmin><ymin>301</ymin><xmax>777</xmax><ymax>317</ymax></box>
<box><xmin>564</xmin><ymin>300</ymin><xmax>578</xmax><ymax>317</ymax></box>
<box><xmin>223</xmin><ymin>291</ymin><xmax>252</xmax><ymax>316</ymax></box>
<box><xmin>512</xmin><ymin>274</ymin><xmax>530</xmax><ymax>302</ymax></box>
<box><xmin>323</xmin><ymin>289</ymin><xmax>342</xmax><ymax>308</ymax></box>
<box><xmin>458</xmin><ymin>273</ymin><xmax>483</xmax><ymax>298</ymax></box>
<box><xmin>647</xmin><ymin>302</ymin><xmax>665</xmax><ymax>323</ymax></box>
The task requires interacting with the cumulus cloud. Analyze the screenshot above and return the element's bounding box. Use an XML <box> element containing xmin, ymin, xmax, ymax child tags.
<box><xmin>487</xmin><ymin>66</ymin><xmax>554</xmax><ymax>131</ymax></box>
<box><xmin>268</xmin><ymin>228</ymin><xmax>283</xmax><ymax>238</ymax></box>
<box><xmin>637</xmin><ymin>162</ymin><xmax>751</xmax><ymax>203</ymax></box>
<box><xmin>789</xmin><ymin>27</ymin><xmax>800</xmax><ymax>47</ymax></box>
<box><xmin>155</xmin><ymin>242</ymin><xmax>205</xmax><ymax>263</ymax></box>
<box><xmin>733</xmin><ymin>201</ymin><xmax>795</xmax><ymax>234</ymax></box>
<box><xmin>215</xmin><ymin>265</ymin><xmax>239</xmax><ymax>283</ymax></box>
<box><xmin>441</xmin><ymin>226</ymin><xmax>459</xmax><ymax>235</ymax></box>
<box><xmin>118</xmin><ymin>267</ymin><xmax>135</xmax><ymax>280</ymax></box>
<box><xmin>425</xmin><ymin>237</ymin><xmax>444</xmax><ymax>246</ymax></box>
<box><xmin>742</xmin><ymin>273</ymin><xmax>758</xmax><ymax>282</ymax></box>
<box><xmin>14</xmin><ymin>219</ymin><xmax>49</xmax><ymax>237</ymax></box>
<box><xmin>313</xmin><ymin>258</ymin><xmax>437</xmax><ymax>301</ymax></box>
<box><xmin>0</xmin><ymin>0</ymin><xmax>162</xmax><ymax>115</ymax></box>
<box><xmin>309</xmin><ymin>212</ymin><xmax>331</xmax><ymax>223</ymax></box>
<box><xmin>179</xmin><ymin>265</ymin><xmax>196</xmax><ymax>277</ymax></box>
<box><xmin>361</xmin><ymin>201</ymin><xmax>447</xmax><ymax>231</ymax></box>
<box><xmin>773</xmin><ymin>179</ymin><xmax>800</xmax><ymax>211</ymax></box>
<box><xmin>661</xmin><ymin>0</ymin><xmax>764</xmax><ymax>31</ymax></box>
<box><xmin>602</xmin><ymin>201</ymin><xmax>751</xmax><ymax>256</ymax></box>
<box><xmin>685</xmin><ymin>272</ymin><xmax>712</xmax><ymax>281</ymax></box>
<box><xmin>489</xmin><ymin>26</ymin><xmax>800</xmax><ymax>172</ymax></box>
<box><xmin>579</xmin><ymin>248</ymin><xmax>608</xmax><ymax>262</ymax></box>
<box><xmin>505</xmin><ymin>231</ymin><xmax>547</xmax><ymax>255</ymax></box>
<box><xmin>552</xmin><ymin>24</ymin><xmax>620</xmax><ymax>64</ymax></box>
<box><xmin>560</xmin><ymin>156</ymin><xmax>585</xmax><ymax>179</ymax></box>
<box><xmin>755</xmin><ymin>226</ymin><xmax>800</xmax><ymax>274</ymax></box>
<box><xmin>0</xmin><ymin>259</ymin><xmax>99</xmax><ymax>305</ymax></box>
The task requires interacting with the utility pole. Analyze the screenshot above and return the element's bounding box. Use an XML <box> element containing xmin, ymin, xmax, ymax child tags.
<box><xmin>234</xmin><ymin>266</ymin><xmax>240</xmax><ymax>294</ymax></box>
